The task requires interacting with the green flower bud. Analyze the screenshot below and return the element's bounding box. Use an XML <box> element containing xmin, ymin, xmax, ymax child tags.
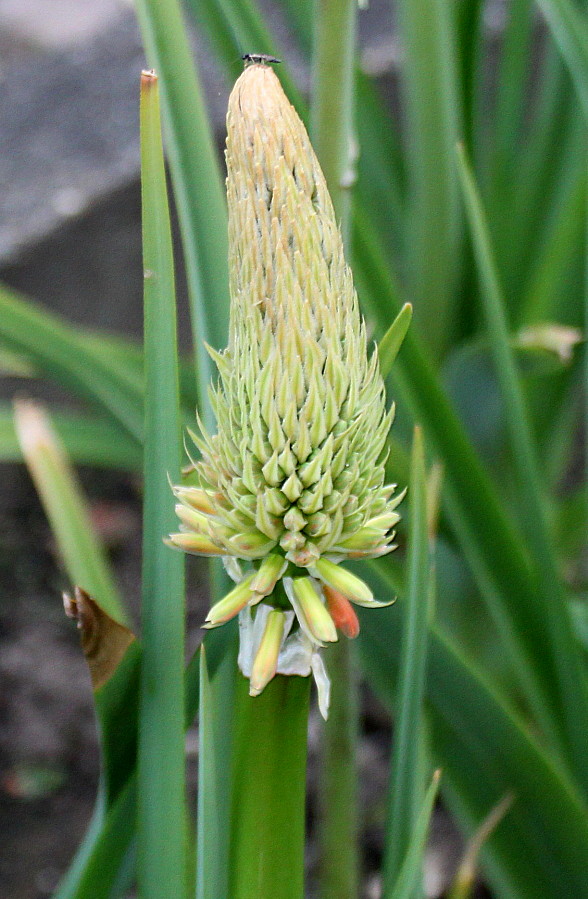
<box><xmin>168</xmin><ymin>62</ymin><xmax>405</xmax><ymax>712</ymax></box>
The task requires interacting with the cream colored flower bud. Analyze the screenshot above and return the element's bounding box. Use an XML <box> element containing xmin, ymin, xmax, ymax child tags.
<box><xmin>169</xmin><ymin>62</ymin><xmax>405</xmax><ymax>711</ymax></box>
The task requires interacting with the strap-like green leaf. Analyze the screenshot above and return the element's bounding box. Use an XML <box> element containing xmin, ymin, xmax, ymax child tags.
<box><xmin>383</xmin><ymin>427</ymin><xmax>431</xmax><ymax>897</ymax></box>
<box><xmin>457</xmin><ymin>143</ymin><xmax>588</xmax><ymax>791</ymax></box>
<box><xmin>137</xmin><ymin>69</ymin><xmax>187</xmax><ymax>899</ymax></box>
<box><xmin>0</xmin><ymin>285</ymin><xmax>144</xmax><ymax>442</ymax></box>
<box><xmin>14</xmin><ymin>401</ymin><xmax>127</xmax><ymax>624</ymax></box>
<box><xmin>358</xmin><ymin>594</ymin><xmax>588</xmax><ymax>898</ymax></box>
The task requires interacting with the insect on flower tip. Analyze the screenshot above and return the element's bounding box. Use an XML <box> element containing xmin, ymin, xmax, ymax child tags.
<box><xmin>241</xmin><ymin>53</ymin><xmax>281</xmax><ymax>67</ymax></box>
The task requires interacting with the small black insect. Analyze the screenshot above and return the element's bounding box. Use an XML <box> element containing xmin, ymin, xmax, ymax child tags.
<box><xmin>242</xmin><ymin>53</ymin><xmax>281</xmax><ymax>67</ymax></box>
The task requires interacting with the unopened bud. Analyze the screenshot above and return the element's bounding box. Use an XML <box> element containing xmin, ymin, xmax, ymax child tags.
<box><xmin>250</xmin><ymin>609</ymin><xmax>286</xmax><ymax>696</ymax></box>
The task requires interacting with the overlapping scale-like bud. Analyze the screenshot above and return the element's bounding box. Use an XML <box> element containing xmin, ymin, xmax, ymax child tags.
<box><xmin>168</xmin><ymin>61</ymin><xmax>403</xmax><ymax>715</ymax></box>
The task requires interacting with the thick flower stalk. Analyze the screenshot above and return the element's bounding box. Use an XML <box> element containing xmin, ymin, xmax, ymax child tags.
<box><xmin>168</xmin><ymin>61</ymin><xmax>402</xmax><ymax>715</ymax></box>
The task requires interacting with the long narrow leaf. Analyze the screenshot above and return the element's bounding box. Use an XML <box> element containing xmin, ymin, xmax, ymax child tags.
<box><xmin>14</xmin><ymin>401</ymin><xmax>127</xmax><ymax>624</ymax></box>
<box><xmin>196</xmin><ymin>631</ymin><xmax>238</xmax><ymax>899</ymax></box>
<box><xmin>0</xmin><ymin>285</ymin><xmax>144</xmax><ymax>442</ymax></box>
<box><xmin>1</xmin><ymin>406</ymin><xmax>141</xmax><ymax>469</ymax></box>
<box><xmin>394</xmin><ymin>0</ymin><xmax>462</xmax><ymax>355</ymax></box>
<box><xmin>55</xmin><ymin>629</ymin><xmax>205</xmax><ymax>899</ymax></box>
<box><xmin>358</xmin><ymin>592</ymin><xmax>588</xmax><ymax>898</ymax></box>
<box><xmin>378</xmin><ymin>304</ymin><xmax>413</xmax><ymax>379</ymax></box>
<box><xmin>137</xmin><ymin>70</ymin><xmax>187</xmax><ymax>899</ymax></box>
<box><xmin>389</xmin><ymin>771</ymin><xmax>441</xmax><ymax>899</ymax></box>
<box><xmin>448</xmin><ymin>793</ymin><xmax>515</xmax><ymax>899</ymax></box>
<box><xmin>135</xmin><ymin>0</ymin><xmax>229</xmax><ymax>429</ymax></box>
<box><xmin>536</xmin><ymin>0</ymin><xmax>588</xmax><ymax>118</ymax></box>
<box><xmin>457</xmin><ymin>143</ymin><xmax>588</xmax><ymax>790</ymax></box>
<box><xmin>494</xmin><ymin>49</ymin><xmax>579</xmax><ymax>312</ymax></box>
<box><xmin>521</xmin><ymin>157</ymin><xmax>586</xmax><ymax>322</ymax></box>
<box><xmin>353</xmin><ymin>213</ymin><xmax>564</xmax><ymax>740</ymax></box>
<box><xmin>383</xmin><ymin>427</ymin><xmax>431</xmax><ymax>897</ymax></box>
<box><xmin>486</xmin><ymin>0</ymin><xmax>535</xmax><ymax>196</ymax></box>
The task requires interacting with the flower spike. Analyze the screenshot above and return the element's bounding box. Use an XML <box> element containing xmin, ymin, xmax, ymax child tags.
<box><xmin>168</xmin><ymin>62</ymin><xmax>405</xmax><ymax>714</ymax></box>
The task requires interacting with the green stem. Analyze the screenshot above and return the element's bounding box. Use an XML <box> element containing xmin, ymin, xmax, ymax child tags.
<box><xmin>229</xmin><ymin>674</ymin><xmax>311</xmax><ymax>899</ymax></box>
<box><xmin>310</xmin><ymin>2</ymin><xmax>359</xmax><ymax>897</ymax></box>
<box><xmin>317</xmin><ymin>642</ymin><xmax>360</xmax><ymax>899</ymax></box>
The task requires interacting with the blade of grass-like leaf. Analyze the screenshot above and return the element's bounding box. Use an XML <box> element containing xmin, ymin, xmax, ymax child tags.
<box><xmin>54</xmin><ymin>783</ymin><xmax>135</xmax><ymax>899</ymax></box>
<box><xmin>537</xmin><ymin>0</ymin><xmax>588</xmax><ymax>557</ymax></box>
<box><xmin>454</xmin><ymin>0</ymin><xmax>484</xmax><ymax>152</ymax></box>
<box><xmin>352</xmin><ymin>211</ymin><xmax>568</xmax><ymax>749</ymax></box>
<box><xmin>79</xmin><ymin>329</ymin><xmax>200</xmax><ymax>414</ymax></box>
<box><xmin>357</xmin><ymin>591</ymin><xmax>588</xmax><ymax>898</ymax></box>
<box><xmin>59</xmin><ymin>589</ymin><xmax>140</xmax><ymax>897</ymax></box>
<box><xmin>382</xmin><ymin>427</ymin><xmax>431</xmax><ymax>897</ymax></box>
<box><xmin>0</xmin><ymin>285</ymin><xmax>144</xmax><ymax>443</ymax></box>
<box><xmin>137</xmin><ymin>70</ymin><xmax>187</xmax><ymax>899</ymax></box>
<box><xmin>352</xmin><ymin>71</ymin><xmax>406</xmax><ymax>266</ymax></box>
<box><xmin>78</xmin><ymin>330</ymin><xmax>204</xmax><ymax>418</ymax></box>
<box><xmin>428</xmin><ymin>686</ymin><xmax>586</xmax><ymax>899</ymax></box>
<box><xmin>394</xmin><ymin>0</ymin><xmax>462</xmax><ymax>356</ymax></box>
<box><xmin>0</xmin><ymin>288</ymin><xmax>198</xmax><ymax>444</ymax></box>
<box><xmin>521</xmin><ymin>156</ymin><xmax>586</xmax><ymax>323</ymax></box>
<box><xmin>196</xmin><ymin>632</ymin><xmax>238</xmax><ymax>899</ymax></box>
<box><xmin>495</xmin><ymin>50</ymin><xmax>579</xmax><ymax>314</ymax></box>
<box><xmin>55</xmin><ymin>634</ymin><xmax>206</xmax><ymax>899</ymax></box>
<box><xmin>0</xmin><ymin>407</ymin><xmax>141</xmax><ymax>469</ymax></box>
<box><xmin>389</xmin><ymin>771</ymin><xmax>441</xmax><ymax>899</ymax></box>
<box><xmin>542</xmin><ymin>366</ymin><xmax>585</xmax><ymax>490</ymax></box>
<box><xmin>311</xmin><ymin>0</ymin><xmax>357</xmax><ymax>231</ymax></box>
<box><xmin>536</xmin><ymin>0</ymin><xmax>588</xmax><ymax>118</ymax></box>
<box><xmin>13</xmin><ymin>404</ymin><xmax>138</xmax><ymax>898</ymax></box>
<box><xmin>457</xmin><ymin>143</ymin><xmax>588</xmax><ymax>791</ymax></box>
<box><xmin>0</xmin><ymin>346</ymin><xmax>36</xmax><ymax>376</ymax></box>
<box><xmin>351</xmin><ymin>202</ymin><xmax>406</xmax><ymax>335</ymax></box>
<box><xmin>62</xmin><ymin>589</ymin><xmax>141</xmax><ymax>804</ymax></box>
<box><xmin>14</xmin><ymin>401</ymin><xmax>127</xmax><ymax>624</ymax></box>
<box><xmin>134</xmin><ymin>0</ymin><xmax>228</xmax><ymax>430</ymax></box>
<box><xmin>378</xmin><ymin>304</ymin><xmax>413</xmax><ymax>379</ymax></box>
<box><xmin>448</xmin><ymin>793</ymin><xmax>515</xmax><ymax>899</ymax></box>
<box><xmin>486</xmin><ymin>0</ymin><xmax>535</xmax><ymax>197</ymax></box>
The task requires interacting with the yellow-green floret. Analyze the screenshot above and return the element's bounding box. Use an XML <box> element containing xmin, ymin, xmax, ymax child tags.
<box><xmin>168</xmin><ymin>63</ymin><xmax>403</xmax><ymax>713</ymax></box>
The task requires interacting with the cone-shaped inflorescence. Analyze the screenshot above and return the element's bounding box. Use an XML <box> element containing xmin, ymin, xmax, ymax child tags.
<box><xmin>168</xmin><ymin>61</ymin><xmax>403</xmax><ymax>714</ymax></box>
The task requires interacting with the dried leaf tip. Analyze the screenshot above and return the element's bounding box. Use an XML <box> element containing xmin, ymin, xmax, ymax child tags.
<box><xmin>64</xmin><ymin>587</ymin><xmax>135</xmax><ymax>691</ymax></box>
<box><xmin>141</xmin><ymin>68</ymin><xmax>157</xmax><ymax>87</ymax></box>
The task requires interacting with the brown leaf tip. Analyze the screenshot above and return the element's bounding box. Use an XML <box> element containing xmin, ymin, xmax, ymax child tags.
<box><xmin>63</xmin><ymin>587</ymin><xmax>135</xmax><ymax>691</ymax></box>
<box><xmin>141</xmin><ymin>69</ymin><xmax>158</xmax><ymax>89</ymax></box>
